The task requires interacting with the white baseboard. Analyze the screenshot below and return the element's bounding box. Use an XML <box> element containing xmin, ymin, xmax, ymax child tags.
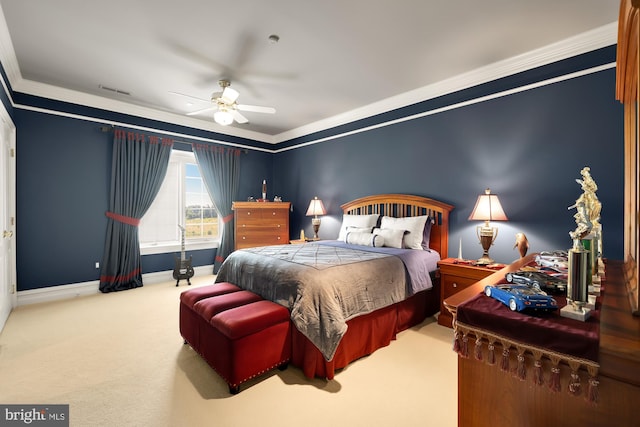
<box><xmin>16</xmin><ymin>265</ymin><xmax>214</xmax><ymax>306</ymax></box>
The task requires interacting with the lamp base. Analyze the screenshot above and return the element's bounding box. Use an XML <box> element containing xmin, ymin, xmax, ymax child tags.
<box><xmin>311</xmin><ymin>218</ymin><xmax>321</xmax><ymax>240</ymax></box>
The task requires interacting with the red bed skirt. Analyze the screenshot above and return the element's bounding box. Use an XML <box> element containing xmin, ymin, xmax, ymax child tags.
<box><xmin>291</xmin><ymin>286</ymin><xmax>439</xmax><ymax>379</ymax></box>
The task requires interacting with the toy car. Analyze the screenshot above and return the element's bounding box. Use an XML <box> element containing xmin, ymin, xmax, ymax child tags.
<box><xmin>484</xmin><ymin>284</ymin><xmax>558</xmax><ymax>312</ymax></box>
<box><xmin>505</xmin><ymin>270</ymin><xmax>567</xmax><ymax>294</ymax></box>
<box><xmin>536</xmin><ymin>251</ymin><xmax>569</xmax><ymax>271</ymax></box>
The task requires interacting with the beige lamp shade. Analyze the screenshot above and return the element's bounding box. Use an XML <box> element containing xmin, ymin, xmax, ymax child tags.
<box><xmin>306</xmin><ymin>197</ymin><xmax>327</xmax><ymax>217</ymax></box>
<box><xmin>468</xmin><ymin>188</ymin><xmax>508</xmax><ymax>221</ymax></box>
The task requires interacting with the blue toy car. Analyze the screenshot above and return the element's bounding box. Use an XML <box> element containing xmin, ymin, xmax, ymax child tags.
<box><xmin>484</xmin><ymin>284</ymin><xmax>558</xmax><ymax>312</ymax></box>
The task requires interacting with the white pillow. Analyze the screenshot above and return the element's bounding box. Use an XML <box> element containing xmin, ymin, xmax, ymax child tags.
<box><xmin>345</xmin><ymin>225</ymin><xmax>374</xmax><ymax>234</ymax></box>
<box><xmin>337</xmin><ymin>214</ymin><xmax>379</xmax><ymax>241</ymax></box>
<box><xmin>380</xmin><ymin>215</ymin><xmax>429</xmax><ymax>250</ymax></box>
<box><xmin>372</xmin><ymin>227</ymin><xmax>405</xmax><ymax>249</ymax></box>
<box><xmin>345</xmin><ymin>231</ymin><xmax>385</xmax><ymax>247</ymax></box>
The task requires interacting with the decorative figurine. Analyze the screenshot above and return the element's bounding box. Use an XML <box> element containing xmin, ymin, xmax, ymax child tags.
<box><xmin>513</xmin><ymin>232</ymin><xmax>529</xmax><ymax>258</ymax></box>
<box><xmin>563</xmin><ymin>167</ymin><xmax>600</xmax><ymax>321</ymax></box>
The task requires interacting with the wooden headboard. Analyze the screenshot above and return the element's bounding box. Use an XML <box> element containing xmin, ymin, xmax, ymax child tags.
<box><xmin>340</xmin><ymin>194</ymin><xmax>454</xmax><ymax>257</ymax></box>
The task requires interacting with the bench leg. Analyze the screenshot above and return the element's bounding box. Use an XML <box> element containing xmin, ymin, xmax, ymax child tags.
<box><xmin>229</xmin><ymin>384</ymin><xmax>240</xmax><ymax>395</ymax></box>
<box><xmin>278</xmin><ymin>362</ymin><xmax>289</xmax><ymax>371</ymax></box>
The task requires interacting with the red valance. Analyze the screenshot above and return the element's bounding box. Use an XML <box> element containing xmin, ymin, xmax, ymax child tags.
<box><xmin>192</xmin><ymin>143</ymin><xmax>242</xmax><ymax>155</ymax></box>
<box><xmin>114</xmin><ymin>128</ymin><xmax>173</xmax><ymax>146</ymax></box>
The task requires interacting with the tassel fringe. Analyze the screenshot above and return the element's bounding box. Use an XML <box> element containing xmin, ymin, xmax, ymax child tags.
<box><xmin>487</xmin><ymin>341</ymin><xmax>496</xmax><ymax>365</ymax></box>
<box><xmin>569</xmin><ymin>371</ymin><xmax>582</xmax><ymax>396</ymax></box>
<box><xmin>453</xmin><ymin>331</ymin><xmax>461</xmax><ymax>354</ymax></box>
<box><xmin>586</xmin><ymin>365</ymin><xmax>599</xmax><ymax>404</ymax></box>
<box><xmin>500</xmin><ymin>346</ymin><xmax>510</xmax><ymax>372</ymax></box>
<box><xmin>533</xmin><ymin>359</ymin><xmax>544</xmax><ymax>386</ymax></box>
<box><xmin>516</xmin><ymin>352</ymin><xmax>526</xmax><ymax>381</ymax></box>
<box><xmin>474</xmin><ymin>337</ymin><xmax>483</xmax><ymax>361</ymax></box>
<box><xmin>568</xmin><ymin>361</ymin><xmax>582</xmax><ymax>397</ymax></box>
<box><xmin>587</xmin><ymin>377</ymin><xmax>599</xmax><ymax>404</ymax></box>
<box><xmin>452</xmin><ymin>322</ymin><xmax>599</xmax><ymax>403</ymax></box>
<box><xmin>549</xmin><ymin>366</ymin><xmax>561</xmax><ymax>392</ymax></box>
<box><xmin>460</xmin><ymin>333</ymin><xmax>469</xmax><ymax>358</ymax></box>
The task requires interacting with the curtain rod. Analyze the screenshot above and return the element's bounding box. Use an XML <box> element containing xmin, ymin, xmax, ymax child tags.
<box><xmin>98</xmin><ymin>125</ymin><xmax>248</xmax><ymax>153</ymax></box>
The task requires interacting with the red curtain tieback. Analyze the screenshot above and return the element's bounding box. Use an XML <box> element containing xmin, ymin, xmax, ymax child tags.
<box><xmin>106</xmin><ymin>211</ymin><xmax>141</xmax><ymax>226</ymax></box>
<box><xmin>222</xmin><ymin>213</ymin><xmax>234</xmax><ymax>224</ymax></box>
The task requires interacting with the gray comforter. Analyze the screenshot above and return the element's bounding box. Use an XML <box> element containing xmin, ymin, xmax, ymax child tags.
<box><xmin>214</xmin><ymin>241</ymin><xmax>436</xmax><ymax>361</ymax></box>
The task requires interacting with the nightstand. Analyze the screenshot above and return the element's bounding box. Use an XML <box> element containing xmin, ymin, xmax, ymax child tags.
<box><xmin>290</xmin><ymin>238</ymin><xmax>320</xmax><ymax>244</ymax></box>
<box><xmin>436</xmin><ymin>258</ymin><xmax>496</xmax><ymax>328</ymax></box>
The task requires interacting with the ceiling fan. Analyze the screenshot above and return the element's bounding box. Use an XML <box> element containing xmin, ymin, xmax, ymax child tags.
<box><xmin>180</xmin><ymin>80</ymin><xmax>276</xmax><ymax>126</ymax></box>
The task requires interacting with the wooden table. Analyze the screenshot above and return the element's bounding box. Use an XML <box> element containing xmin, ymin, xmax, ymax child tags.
<box><xmin>443</xmin><ymin>254</ymin><xmax>640</xmax><ymax>426</ymax></box>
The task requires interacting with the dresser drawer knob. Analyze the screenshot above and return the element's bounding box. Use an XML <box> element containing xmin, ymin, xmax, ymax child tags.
<box><xmin>453</xmin><ymin>283</ymin><xmax>458</xmax><ymax>288</ymax></box>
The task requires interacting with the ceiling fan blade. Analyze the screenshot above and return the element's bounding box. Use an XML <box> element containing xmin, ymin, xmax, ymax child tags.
<box><xmin>231</xmin><ymin>110</ymin><xmax>249</xmax><ymax>123</ymax></box>
<box><xmin>221</xmin><ymin>87</ymin><xmax>240</xmax><ymax>104</ymax></box>
<box><xmin>168</xmin><ymin>91</ymin><xmax>209</xmax><ymax>103</ymax></box>
<box><xmin>187</xmin><ymin>106</ymin><xmax>216</xmax><ymax>116</ymax></box>
<box><xmin>236</xmin><ymin>104</ymin><xmax>276</xmax><ymax>114</ymax></box>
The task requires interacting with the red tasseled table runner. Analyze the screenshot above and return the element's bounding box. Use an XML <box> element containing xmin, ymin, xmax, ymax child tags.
<box><xmin>453</xmin><ymin>275</ymin><xmax>601</xmax><ymax>403</ymax></box>
<box><xmin>456</xmin><ymin>291</ymin><xmax>600</xmax><ymax>362</ymax></box>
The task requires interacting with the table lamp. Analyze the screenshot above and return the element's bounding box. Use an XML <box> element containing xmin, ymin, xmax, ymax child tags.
<box><xmin>306</xmin><ymin>196</ymin><xmax>327</xmax><ymax>239</ymax></box>
<box><xmin>468</xmin><ymin>188</ymin><xmax>508</xmax><ymax>265</ymax></box>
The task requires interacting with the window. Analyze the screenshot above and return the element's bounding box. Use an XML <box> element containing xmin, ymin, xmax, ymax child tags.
<box><xmin>139</xmin><ymin>149</ymin><xmax>219</xmax><ymax>255</ymax></box>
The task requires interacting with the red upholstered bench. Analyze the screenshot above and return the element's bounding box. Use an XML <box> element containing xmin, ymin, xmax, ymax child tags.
<box><xmin>179</xmin><ymin>283</ymin><xmax>291</xmax><ymax>394</ymax></box>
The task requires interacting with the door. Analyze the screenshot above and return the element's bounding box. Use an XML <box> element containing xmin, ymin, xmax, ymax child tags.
<box><xmin>0</xmin><ymin>113</ymin><xmax>16</xmax><ymax>332</ymax></box>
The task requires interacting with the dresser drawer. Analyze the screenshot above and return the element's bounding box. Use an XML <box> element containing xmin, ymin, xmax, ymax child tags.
<box><xmin>235</xmin><ymin>208</ymin><xmax>287</xmax><ymax>223</ymax></box>
<box><xmin>441</xmin><ymin>274</ymin><xmax>482</xmax><ymax>300</ymax></box>
<box><xmin>236</xmin><ymin>230</ymin><xmax>288</xmax><ymax>248</ymax></box>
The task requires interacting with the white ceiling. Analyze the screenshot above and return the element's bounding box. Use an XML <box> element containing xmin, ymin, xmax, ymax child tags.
<box><xmin>0</xmin><ymin>1</ymin><xmax>619</xmax><ymax>143</ymax></box>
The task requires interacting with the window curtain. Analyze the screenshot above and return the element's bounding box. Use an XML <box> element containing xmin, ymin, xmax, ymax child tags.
<box><xmin>192</xmin><ymin>143</ymin><xmax>241</xmax><ymax>273</ymax></box>
<box><xmin>99</xmin><ymin>129</ymin><xmax>173</xmax><ymax>293</ymax></box>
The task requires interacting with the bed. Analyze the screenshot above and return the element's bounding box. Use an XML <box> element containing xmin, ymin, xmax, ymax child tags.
<box><xmin>215</xmin><ymin>194</ymin><xmax>453</xmax><ymax>379</ymax></box>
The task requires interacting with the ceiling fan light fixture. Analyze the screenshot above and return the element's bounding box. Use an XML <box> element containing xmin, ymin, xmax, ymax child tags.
<box><xmin>214</xmin><ymin>110</ymin><xmax>234</xmax><ymax>126</ymax></box>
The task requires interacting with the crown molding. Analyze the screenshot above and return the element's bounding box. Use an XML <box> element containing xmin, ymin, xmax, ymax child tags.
<box><xmin>0</xmin><ymin>9</ymin><xmax>617</xmax><ymax>146</ymax></box>
<box><xmin>273</xmin><ymin>22</ymin><xmax>618</xmax><ymax>143</ymax></box>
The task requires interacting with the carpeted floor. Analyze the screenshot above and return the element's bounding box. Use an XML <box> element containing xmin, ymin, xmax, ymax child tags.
<box><xmin>0</xmin><ymin>275</ymin><xmax>458</xmax><ymax>427</ymax></box>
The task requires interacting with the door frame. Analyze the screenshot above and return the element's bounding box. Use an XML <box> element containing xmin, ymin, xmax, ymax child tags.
<box><xmin>0</xmin><ymin>102</ymin><xmax>16</xmax><ymax>332</ymax></box>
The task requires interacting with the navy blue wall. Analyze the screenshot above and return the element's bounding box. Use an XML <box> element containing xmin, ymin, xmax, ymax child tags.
<box><xmin>15</xmin><ymin>110</ymin><xmax>273</xmax><ymax>290</ymax></box>
<box><xmin>10</xmin><ymin>45</ymin><xmax>624</xmax><ymax>290</ymax></box>
<box><xmin>276</xmin><ymin>67</ymin><xmax>623</xmax><ymax>265</ymax></box>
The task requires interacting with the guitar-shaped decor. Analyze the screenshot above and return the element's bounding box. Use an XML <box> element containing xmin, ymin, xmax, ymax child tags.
<box><xmin>173</xmin><ymin>225</ymin><xmax>194</xmax><ymax>286</ymax></box>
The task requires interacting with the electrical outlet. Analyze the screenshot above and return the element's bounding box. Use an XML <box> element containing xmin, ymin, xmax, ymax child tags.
<box><xmin>95</xmin><ymin>262</ymin><xmax>100</xmax><ymax>269</ymax></box>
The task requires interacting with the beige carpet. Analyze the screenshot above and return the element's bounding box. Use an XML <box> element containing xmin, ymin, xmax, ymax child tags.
<box><xmin>0</xmin><ymin>275</ymin><xmax>458</xmax><ymax>427</ymax></box>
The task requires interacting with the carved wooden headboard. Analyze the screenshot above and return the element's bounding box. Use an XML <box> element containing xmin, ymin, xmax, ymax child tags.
<box><xmin>340</xmin><ymin>194</ymin><xmax>454</xmax><ymax>257</ymax></box>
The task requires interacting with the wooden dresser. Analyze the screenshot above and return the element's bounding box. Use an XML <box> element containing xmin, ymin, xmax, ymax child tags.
<box><xmin>233</xmin><ymin>201</ymin><xmax>290</xmax><ymax>250</ymax></box>
<box><xmin>444</xmin><ymin>254</ymin><xmax>640</xmax><ymax>427</ymax></box>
